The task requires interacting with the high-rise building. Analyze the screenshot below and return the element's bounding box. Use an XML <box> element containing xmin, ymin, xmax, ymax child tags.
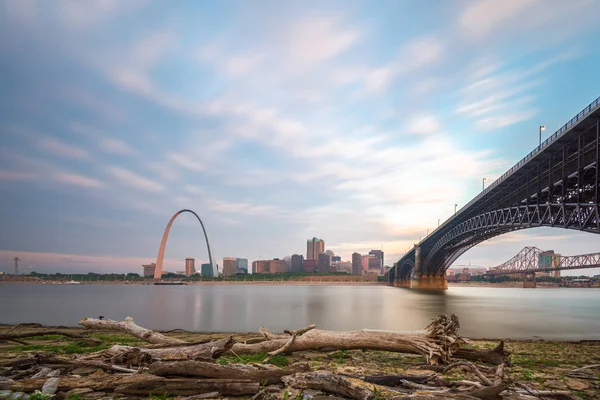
<box><xmin>222</xmin><ymin>257</ymin><xmax>238</xmax><ymax>276</ymax></box>
<box><xmin>318</xmin><ymin>253</ymin><xmax>331</xmax><ymax>273</ymax></box>
<box><xmin>185</xmin><ymin>258</ymin><xmax>196</xmax><ymax>276</ymax></box>
<box><xmin>268</xmin><ymin>259</ymin><xmax>287</xmax><ymax>273</ymax></box>
<box><xmin>337</xmin><ymin>261</ymin><xmax>352</xmax><ymax>274</ymax></box>
<box><xmin>369</xmin><ymin>250</ymin><xmax>384</xmax><ymax>273</ymax></box>
<box><xmin>252</xmin><ymin>260</ymin><xmax>269</xmax><ymax>274</ymax></box>
<box><xmin>368</xmin><ymin>256</ymin><xmax>381</xmax><ymax>273</ymax></box>
<box><xmin>142</xmin><ymin>263</ymin><xmax>156</xmax><ymax>278</ymax></box>
<box><xmin>237</xmin><ymin>258</ymin><xmax>248</xmax><ymax>274</ymax></box>
<box><xmin>552</xmin><ymin>254</ymin><xmax>561</xmax><ymax>278</ymax></box>
<box><xmin>306</xmin><ymin>237</ymin><xmax>325</xmax><ymax>260</ymax></box>
<box><xmin>303</xmin><ymin>259</ymin><xmax>317</xmax><ymax>273</ymax></box>
<box><xmin>362</xmin><ymin>255</ymin><xmax>374</xmax><ymax>272</ymax></box>
<box><xmin>201</xmin><ymin>263</ymin><xmax>213</xmax><ymax>277</ymax></box>
<box><xmin>291</xmin><ymin>254</ymin><xmax>304</xmax><ymax>273</ymax></box>
<box><xmin>331</xmin><ymin>256</ymin><xmax>341</xmax><ymax>262</ymax></box>
<box><xmin>352</xmin><ymin>252</ymin><xmax>362</xmax><ymax>275</ymax></box>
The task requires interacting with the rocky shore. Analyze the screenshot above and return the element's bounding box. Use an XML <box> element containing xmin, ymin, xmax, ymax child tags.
<box><xmin>1</xmin><ymin>322</ymin><xmax>598</xmax><ymax>399</ymax></box>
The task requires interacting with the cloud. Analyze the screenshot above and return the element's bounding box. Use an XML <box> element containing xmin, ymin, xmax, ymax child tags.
<box><xmin>459</xmin><ymin>0</ymin><xmax>538</xmax><ymax>38</ymax></box>
<box><xmin>39</xmin><ymin>137</ymin><xmax>88</xmax><ymax>159</ymax></box>
<box><xmin>100</xmin><ymin>137</ymin><xmax>137</xmax><ymax>156</ymax></box>
<box><xmin>407</xmin><ymin>115</ymin><xmax>440</xmax><ymax>135</ymax></box>
<box><xmin>0</xmin><ymin>171</ymin><xmax>39</xmax><ymax>181</ymax></box>
<box><xmin>167</xmin><ymin>153</ymin><xmax>204</xmax><ymax>172</ymax></box>
<box><xmin>107</xmin><ymin>166</ymin><xmax>164</xmax><ymax>192</ymax></box>
<box><xmin>52</xmin><ymin>172</ymin><xmax>104</xmax><ymax>188</ymax></box>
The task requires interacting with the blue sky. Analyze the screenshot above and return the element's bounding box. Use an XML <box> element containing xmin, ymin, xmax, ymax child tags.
<box><xmin>1</xmin><ymin>0</ymin><xmax>599</xmax><ymax>275</ymax></box>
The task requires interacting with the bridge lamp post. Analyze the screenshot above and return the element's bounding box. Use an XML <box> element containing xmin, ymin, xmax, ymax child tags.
<box><xmin>482</xmin><ymin>177</ymin><xmax>486</xmax><ymax>192</ymax></box>
<box><xmin>454</xmin><ymin>204</ymin><xmax>458</xmax><ymax>214</ymax></box>
<box><xmin>539</xmin><ymin>125</ymin><xmax>546</xmax><ymax>146</ymax></box>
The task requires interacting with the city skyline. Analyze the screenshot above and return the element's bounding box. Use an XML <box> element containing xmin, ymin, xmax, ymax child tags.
<box><xmin>1</xmin><ymin>1</ymin><xmax>600</xmax><ymax>276</ymax></box>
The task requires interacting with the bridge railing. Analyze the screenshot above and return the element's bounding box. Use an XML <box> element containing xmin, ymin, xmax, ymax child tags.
<box><xmin>428</xmin><ymin>95</ymin><xmax>600</xmax><ymax>241</ymax></box>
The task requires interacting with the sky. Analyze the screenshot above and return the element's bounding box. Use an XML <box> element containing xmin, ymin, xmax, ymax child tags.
<box><xmin>1</xmin><ymin>0</ymin><xmax>600</xmax><ymax>276</ymax></box>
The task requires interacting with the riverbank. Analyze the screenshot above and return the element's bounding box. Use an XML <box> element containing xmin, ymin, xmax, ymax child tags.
<box><xmin>1</xmin><ymin>324</ymin><xmax>598</xmax><ymax>399</ymax></box>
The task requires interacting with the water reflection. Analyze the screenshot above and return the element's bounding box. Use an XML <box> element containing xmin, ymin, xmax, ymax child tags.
<box><xmin>0</xmin><ymin>284</ymin><xmax>599</xmax><ymax>340</ymax></box>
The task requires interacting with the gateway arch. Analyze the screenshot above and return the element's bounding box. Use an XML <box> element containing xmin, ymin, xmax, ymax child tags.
<box><xmin>154</xmin><ymin>209</ymin><xmax>215</xmax><ymax>280</ymax></box>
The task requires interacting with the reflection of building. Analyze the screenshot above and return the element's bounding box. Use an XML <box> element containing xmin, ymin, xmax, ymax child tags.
<box><xmin>369</xmin><ymin>250</ymin><xmax>384</xmax><ymax>273</ymax></box>
<box><xmin>185</xmin><ymin>258</ymin><xmax>196</xmax><ymax>276</ymax></box>
<box><xmin>303</xmin><ymin>259</ymin><xmax>317</xmax><ymax>273</ymax></box>
<box><xmin>201</xmin><ymin>263</ymin><xmax>214</xmax><ymax>277</ymax></box>
<box><xmin>318</xmin><ymin>253</ymin><xmax>331</xmax><ymax>273</ymax></box>
<box><xmin>307</xmin><ymin>237</ymin><xmax>325</xmax><ymax>260</ymax></box>
<box><xmin>291</xmin><ymin>254</ymin><xmax>304</xmax><ymax>273</ymax></box>
<box><xmin>142</xmin><ymin>263</ymin><xmax>156</xmax><ymax>278</ymax></box>
<box><xmin>223</xmin><ymin>257</ymin><xmax>238</xmax><ymax>276</ymax></box>
<box><xmin>352</xmin><ymin>253</ymin><xmax>362</xmax><ymax>275</ymax></box>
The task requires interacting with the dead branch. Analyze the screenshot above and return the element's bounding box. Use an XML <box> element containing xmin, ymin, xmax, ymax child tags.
<box><xmin>452</xmin><ymin>340</ymin><xmax>511</xmax><ymax>366</ymax></box>
<box><xmin>282</xmin><ymin>372</ymin><xmax>375</xmax><ymax>400</ymax></box>
<box><xmin>264</xmin><ymin>324</ymin><xmax>315</xmax><ymax>363</ymax></box>
<box><xmin>494</xmin><ymin>362</ymin><xmax>505</xmax><ymax>385</ymax></box>
<box><xmin>148</xmin><ymin>360</ymin><xmax>310</xmax><ymax>384</ymax></box>
<box><xmin>79</xmin><ymin>316</ymin><xmax>185</xmax><ymax>345</ymax></box>
<box><xmin>0</xmin><ymin>331</ymin><xmax>101</xmax><ymax>346</ymax></box>
<box><xmin>114</xmin><ymin>378</ymin><xmax>260</xmax><ymax>397</ymax></box>
<box><xmin>36</xmin><ymin>355</ymin><xmax>138</xmax><ymax>373</ymax></box>
<box><xmin>443</xmin><ymin>361</ymin><xmax>493</xmax><ymax>386</ymax></box>
<box><xmin>341</xmin><ymin>373</ymin><xmax>435</xmax><ymax>386</ymax></box>
<box><xmin>469</xmin><ymin>383</ymin><xmax>508</xmax><ymax>399</ymax></box>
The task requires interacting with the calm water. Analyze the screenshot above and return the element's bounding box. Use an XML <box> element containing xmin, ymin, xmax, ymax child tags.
<box><xmin>1</xmin><ymin>284</ymin><xmax>599</xmax><ymax>340</ymax></box>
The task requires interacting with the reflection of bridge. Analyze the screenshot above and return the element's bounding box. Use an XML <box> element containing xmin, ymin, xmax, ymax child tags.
<box><xmin>387</xmin><ymin>96</ymin><xmax>600</xmax><ymax>289</ymax></box>
<box><xmin>486</xmin><ymin>246</ymin><xmax>600</xmax><ymax>287</ymax></box>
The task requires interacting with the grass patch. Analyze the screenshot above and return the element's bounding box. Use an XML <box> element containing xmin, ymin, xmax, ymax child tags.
<box><xmin>217</xmin><ymin>353</ymin><xmax>289</xmax><ymax>368</ymax></box>
<box><xmin>9</xmin><ymin>342</ymin><xmax>110</xmax><ymax>355</ymax></box>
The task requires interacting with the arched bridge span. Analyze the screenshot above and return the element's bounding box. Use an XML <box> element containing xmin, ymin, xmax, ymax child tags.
<box><xmin>154</xmin><ymin>209</ymin><xmax>215</xmax><ymax>280</ymax></box>
<box><xmin>387</xmin><ymin>96</ymin><xmax>600</xmax><ymax>289</ymax></box>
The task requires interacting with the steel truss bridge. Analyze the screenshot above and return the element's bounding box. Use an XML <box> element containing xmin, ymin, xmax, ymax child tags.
<box><xmin>486</xmin><ymin>246</ymin><xmax>600</xmax><ymax>276</ymax></box>
<box><xmin>387</xmin><ymin>95</ymin><xmax>600</xmax><ymax>289</ymax></box>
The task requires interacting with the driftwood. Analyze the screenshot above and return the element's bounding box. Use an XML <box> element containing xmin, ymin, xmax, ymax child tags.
<box><xmin>443</xmin><ymin>361</ymin><xmax>493</xmax><ymax>386</ymax></box>
<box><xmin>79</xmin><ymin>317</ymin><xmax>185</xmax><ymax>345</ymax></box>
<box><xmin>282</xmin><ymin>372</ymin><xmax>375</xmax><ymax>400</ymax></box>
<box><xmin>452</xmin><ymin>340</ymin><xmax>510</xmax><ymax>366</ymax></box>
<box><xmin>264</xmin><ymin>324</ymin><xmax>315</xmax><ymax>363</ymax></box>
<box><xmin>94</xmin><ymin>336</ymin><xmax>235</xmax><ymax>364</ymax></box>
<box><xmin>0</xmin><ymin>331</ymin><xmax>101</xmax><ymax>346</ymax></box>
<box><xmin>342</xmin><ymin>373</ymin><xmax>435</xmax><ymax>386</ymax></box>
<box><xmin>114</xmin><ymin>378</ymin><xmax>260</xmax><ymax>396</ymax></box>
<box><xmin>1</xmin><ymin>374</ymin><xmax>163</xmax><ymax>392</ymax></box>
<box><xmin>235</xmin><ymin>315</ymin><xmax>464</xmax><ymax>364</ymax></box>
<box><xmin>148</xmin><ymin>360</ymin><xmax>310</xmax><ymax>384</ymax></box>
<box><xmin>36</xmin><ymin>355</ymin><xmax>138</xmax><ymax>373</ymax></box>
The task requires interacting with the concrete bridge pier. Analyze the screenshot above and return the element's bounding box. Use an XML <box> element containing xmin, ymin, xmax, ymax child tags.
<box><xmin>523</xmin><ymin>272</ymin><xmax>536</xmax><ymax>288</ymax></box>
<box><xmin>409</xmin><ymin>244</ymin><xmax>448</xmax><ymax>289</ymax></box>
<box><xmin>395</xmin><ymin>279</ymin><xmax>411</xmax><ymax>288</ymax></box>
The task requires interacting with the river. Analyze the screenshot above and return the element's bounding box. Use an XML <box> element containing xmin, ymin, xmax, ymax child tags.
<box><xmin>1</xmin><ymin>284</ymin><xmax>599</xmax><ymax>340</ymax></box>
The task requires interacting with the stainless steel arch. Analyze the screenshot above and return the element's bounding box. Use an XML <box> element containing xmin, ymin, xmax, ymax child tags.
<box><xmin>154</xmin><ymin>209</ymin><xmax>215</xmax><ymax>280</ymax></box>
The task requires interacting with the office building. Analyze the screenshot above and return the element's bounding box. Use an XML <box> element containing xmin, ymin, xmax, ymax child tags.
<box><xmin>306</xmin><ymin>237</ymin><xmax>325</xmax><ymax>260</ymax></box>
<box><xmin>291</xmin><ymin>254</ymin><xmax>304</xmax><ymax>273</ymax></box>
<box><xmin>303</xmin><ymin>259</ymin><xmax>317</xmax><ymax>273</ymax></box>
<box><xmin>318</xmin><ymin>253</ymin><xmax>331</xmax><ymax>273</ymax></box>
<box><xmin>200</xmin><ymin>263</ymin><xmax>213</xmax><ymax>277</ymax></box>
<box><xmin>252</xmin><ymin>260</ymin><xmax>269</xmax><ymax>274</ymax></box>
<box><xmin>269</xmin><ymin>259</ymin><xmax>287</xmax><ymax>273</ymax></box>
<box><xmin>368</xmin><ymin>256</ymin><xmax>381</xmax><ymax>273</ymax></box>
<box><xmin>552</xmin><ymin>254</ymin><xmax>561</xmax><ymax>278</ymax></box>
<box><xmin>222</xmin><ymin>257</ymin><xmax>238</xmax><ymax>276</ymax></box>
<box><xmin>142</xmin><ymin>263</ymin><xmax>156</xmax><ymax>278</ymax></box>
<box><xmin>352</xmin><ymin>252</ymin><xmax>362</xmax><ymax>275</ymax></box>
<box><xmin>185</xmin><ymin>258</ymin><xmax>196</xmax><ymax>276</ymax></box>
<box><xmin>237</xmin><ymin>258</ymin><xmax>248</xmax><ymax>274</ymax></box>
<box><xmin>337</xmin><ymin>261</ymin><xmax>352</xmax><ymax>274</ymax></box>
<box><xmin>368</xmin><ymin>250</ymin><xmax>384</xmax><ymax>273</ymax></box>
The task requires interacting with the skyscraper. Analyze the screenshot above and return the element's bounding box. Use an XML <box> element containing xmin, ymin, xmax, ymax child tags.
<box><xmin>222</xmin><ymin>257</ymin><xmax>238</xmax><ymax>276</ymax></box>
<box><xmin>291</xmin><ymin>254</ymin><xmax>304</xmax><ymax>273</ymax></box>
<box><xmin>306</xmin><ymin>237</ymin><xmax>325</xmax><ymax>260</ymax></box>
<box><xmin>236</xmin><ymin>258</ymin><xmax>248</xmax><ymax>274</ymax></box>
<box><xmin>318</xmin><ymin>253</ymin><xmax>331</xmax><ymax>273</ymax></box>
<box><xmin>352</xmin><ymin>252</ymin><xmax>362</xmax><ymax>275</ymax></box>
<box><xmin>185</xmin><ymin>258</ymin><xmax>196</xmax><ymax>276</ymax></box>
<box><xmin>142</xmin><ymin>263</ymin><xmax>156</xmax><ymax>278</ymax></box>
<box><xmin>369</xmin><ymin>250</ymin><xmax>384</xmax><ymax>273</ymax></box>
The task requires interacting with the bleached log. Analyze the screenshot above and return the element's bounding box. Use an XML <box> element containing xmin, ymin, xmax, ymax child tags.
<box><xmin>114</xmin><ymin>378</ymin><xmax>260</xmax><ymax>397</ymax></box>
<box><xmin>79</xmin><ymin>317</ymin><xmax>185</xmax><ymax>345</ymax></box>
<box><xmin>96</xmin><ymin>336</ymin><xmax>235</xmax><ymax>364</ymax></box>
<box><xmin>148</xmin><ymin>360</ymin><xmax>310</xmax><ymax>384</ymax></box>
<box><xmin>234</xmin><ymin>315</ymin><xmax>464</xmax><ymax>364</ymax></box>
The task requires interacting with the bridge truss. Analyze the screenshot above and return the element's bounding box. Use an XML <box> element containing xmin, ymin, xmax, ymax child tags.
<box><xmin>388</xmin><ymin>95</ymin><xmax>600</xmax><ymax>286</ymax></box>
<box><xmin>486</xmin><ymin>246</ymin><xmax>600</xmax><ymax>276</ymax></box>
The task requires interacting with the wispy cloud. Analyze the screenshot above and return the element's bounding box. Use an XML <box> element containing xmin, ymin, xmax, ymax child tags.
<box><xmin>39</xmin><ymin>137</ymin><xmax>88</xmax><ymax>159</ymax></box>
<box><xmin>52</xmin><ymin>172</ymin><xmax>104</xmax><ymax>188</ymax></box>
<box><xmin>107</xmin><ymin>166</ymin><xmax>164</xmax><ymax>192</ymax></box>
